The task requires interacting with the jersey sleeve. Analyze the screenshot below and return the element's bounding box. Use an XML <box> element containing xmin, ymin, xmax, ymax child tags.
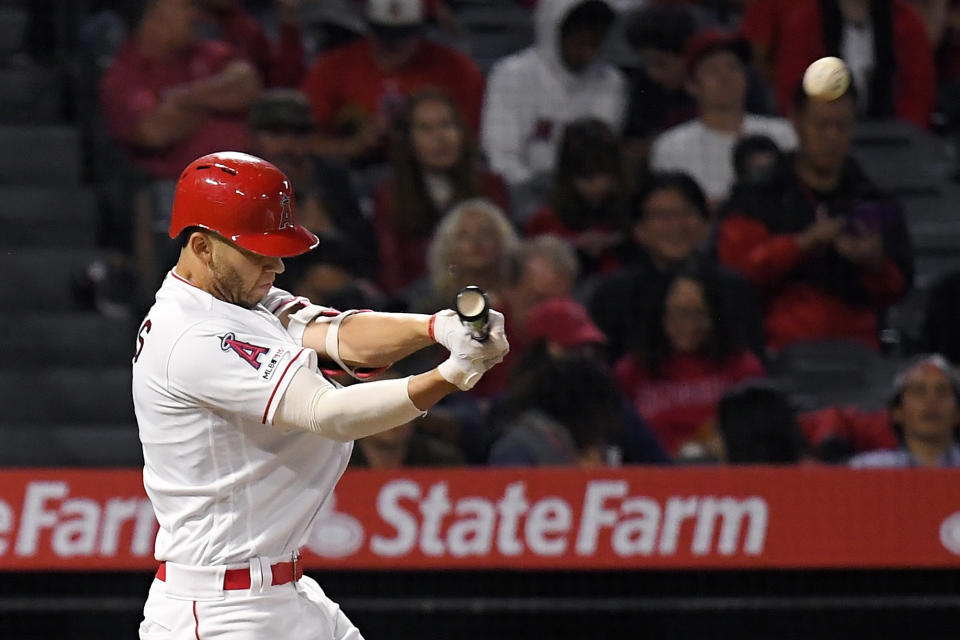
<box><xmin>166</xmin><ymin>320</ymin><xmax>321</xmax><ymax>426</ymax></box>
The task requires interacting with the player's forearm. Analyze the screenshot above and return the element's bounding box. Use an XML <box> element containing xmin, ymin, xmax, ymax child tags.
<box><xmin>273</xmin><ymin>368</ymin><xmax>455</xmax><ymax>440</ymax></box>
<box><xmin>302</xmin><ymin>312</ymin><xmax>435</xmax><ymax>368</ymax></box>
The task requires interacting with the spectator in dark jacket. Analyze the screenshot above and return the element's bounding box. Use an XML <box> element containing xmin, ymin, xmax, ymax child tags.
<box><xmin>716</xmin><ymin>82</ymin><xmax>913</xmax><ymax>351</ymax></box>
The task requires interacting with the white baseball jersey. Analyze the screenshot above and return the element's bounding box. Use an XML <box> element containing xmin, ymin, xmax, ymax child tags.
<box><xmin>132</xmin><ymin>270</ymin><xmax>353</xmax><ymax>567</ymax></box>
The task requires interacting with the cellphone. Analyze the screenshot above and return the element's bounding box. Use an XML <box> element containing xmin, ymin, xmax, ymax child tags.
<box><xmin>844</xmin><ymin>200</ymin><xmax>900</xmax><ymax>234</ymax></box>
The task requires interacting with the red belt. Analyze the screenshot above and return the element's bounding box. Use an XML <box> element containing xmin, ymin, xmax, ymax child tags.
<box><xmin>156</xmin><ymin>558</ymin><xmax>303</xmax><ymax>590</ymax></box>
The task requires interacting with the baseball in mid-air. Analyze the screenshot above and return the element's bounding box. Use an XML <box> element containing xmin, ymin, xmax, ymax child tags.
<box><xmin>802</xmin><ymin>56</ymin><xmax>851</xmax><ymax>101</ymax></box>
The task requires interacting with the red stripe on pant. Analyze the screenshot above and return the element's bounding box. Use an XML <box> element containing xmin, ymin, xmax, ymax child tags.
<box><xmin>193</xmin><ymin>600</ymin><xmax>200</xmax><ymax>640</ymax></box>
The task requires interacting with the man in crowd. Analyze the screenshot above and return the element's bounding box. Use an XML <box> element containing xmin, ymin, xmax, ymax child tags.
<box><xmin>716</xmin><ymin>82</ymin><xmax>913</xmax><ymax>351</ymax></box>
<box><xmin>649</xmin><ymin>29</ymin><xmax>796</xmax><ymax>205</ymax></box>
<box><xmin>100</xmin><ymin>0</ymin><xmax>261</xmax><ymax>180</ymax></box>
<box><xmin>301</xmin><ymin>0</ymin><xmax>483</xmax><ymax>164</ymax></box>
<box><xmin>850</xmin><ymin>355</ymin><xmax>960</xmax><ymax>467</ymax></box>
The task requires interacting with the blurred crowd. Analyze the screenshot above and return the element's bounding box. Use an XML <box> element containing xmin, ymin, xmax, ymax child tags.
<box><xmin>79</xmin><ymin>0</ymin><xmax>960</xmax><ymax>470</ymax></box>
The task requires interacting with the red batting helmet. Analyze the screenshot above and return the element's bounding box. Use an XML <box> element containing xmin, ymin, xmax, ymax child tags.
<box><xmin>169</xmin><ymin>151</ymin><xmax>319</xmax><ymax>257</ymax></box>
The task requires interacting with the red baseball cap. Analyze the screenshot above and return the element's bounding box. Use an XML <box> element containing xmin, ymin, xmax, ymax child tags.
<box><xmin>684</xmin><ymin>29</ymin><xmax>750</xmax><ymax>74</ymax></box>
<box><xmin>526</xmin><ymin>297</ymin><xmax>607</xmax><ymax>348</ymax></box>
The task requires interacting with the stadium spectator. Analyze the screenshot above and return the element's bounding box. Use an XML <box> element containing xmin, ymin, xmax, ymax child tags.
<box><xmin>301</xmin><ymin>0</ymin><xmax>483</xmax><ymax>164</ymax></box>
<box><xmin>373</xmin><ymin>88</ymin><xmax>509</xmax><ymax>294</ymax></box>
<box><xmin>523</xmin><ymin>118</ymin><xmax>628</xmax><ymax>277</ymax></box>
<box><xmin>614</xmin><ymin>264</ymin><xmax>766</xmax><ymax>460</ymax></box>
<box><xmin>717</xmin><ymin>381</ymin><xmax>810</xmax><ymax>464</ymax></box>
<box><xmin>621</xmin><ymin>3</ymin><xmax>698</xmax><ymax>171</ymax></box>
<box><xmin>589</xmin><ymin>172</ymin><xmax>765</xmax><ymax>360</ymax></box>
<box><xmin>196</xmin><ymin>0</ymin><xmax>306</xmax><ymax>88</ymax></box>
<box><xmin>413</xmin><ymin>198</ymin><xmax>520</xmax><ymax>313</ymax></box>
<box><xmin>247</xmin><ymin>89</ymin><xmax>377</xmax><ymax>280</ymax></box>
<box><xmin>849</xmin><ymin>354</ymin><xmax>960</xmax><ymax>467</ymax></box>
<box><xmin>489</xmin><ymin>350</ymin><xmax>625</xmax><ymax>466</ymax></box>
<box><xmin>503</xmin><ymin>235</ymin><xmax>579</xmax><ymax>337</ymax></box>
<box><xmin>650</xmin><ymin>29</ymin><xmax>796</xmax><ymax>205</ymax></box>
<box><xmin>481</xmin><ymin>0</ymin><xmax>626</xmax><ymax>190</ymax></box>
<box><xmin>716</xmin><ymin>83</ymin><xmax>914</xmax><ymax>351</ymax></box>
<box><xmin>99</xmin><ymin>0</ymin><xmax>261</xmax><ymax>180</ymax></box>
<box><xmin>774</xmin><ymin>0</ymin><xmax>935</xmax><ymax>128</ymax></box>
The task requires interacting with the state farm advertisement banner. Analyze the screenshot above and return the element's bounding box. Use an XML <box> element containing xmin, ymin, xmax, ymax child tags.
<box><xmin>1</xmin><ymin>468</ymin><xmax>960</xmax><ymax>571</ymax></box>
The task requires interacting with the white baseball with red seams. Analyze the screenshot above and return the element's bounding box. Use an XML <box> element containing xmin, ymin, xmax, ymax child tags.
<box><xmin>132</xmin><ymin>272</ymin><xmax>362</xmax><ymax>639</ymax></box>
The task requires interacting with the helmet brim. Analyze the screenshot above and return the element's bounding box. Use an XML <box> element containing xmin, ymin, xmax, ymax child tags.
<box><xmin>231</xmin><ymin>224</ymin><xmax>320</xmax><ymax>258</ymax></box>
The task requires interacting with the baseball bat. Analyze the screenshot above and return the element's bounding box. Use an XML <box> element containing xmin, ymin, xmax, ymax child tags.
<box><xmin>455</xmin><ymin>285</ymin><xmax>490</xmax><ymax>342</ymax></box>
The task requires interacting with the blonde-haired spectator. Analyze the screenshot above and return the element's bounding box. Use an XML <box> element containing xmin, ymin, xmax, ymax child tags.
<box><xmin>417</xmin><ymin>198</ymin><xmax>519</xmax><ymax>313</ymax></box>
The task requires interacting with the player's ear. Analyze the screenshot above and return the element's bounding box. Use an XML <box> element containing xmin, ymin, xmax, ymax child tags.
<box><xmin>188</xmin><ymin>231</ymin><xmax>214</xmax><ymax>264</ymax></box>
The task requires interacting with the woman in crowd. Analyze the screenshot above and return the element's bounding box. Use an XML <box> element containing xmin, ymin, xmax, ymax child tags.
<box><xmin>374</xmin><ymin>88</ymin><xmax>509</xmax><ymax>295</ymax></box>
<box><xmin>524</xmin><ymin>118</ymin><xmax>629</xmax><ymax>277</ymax></box>
<box><xmin>614</xmin><ymin>261</ymin><xmax>766</xmax><ymax>460</ymax></box>
<box><xmin>414</xmin><ymin>198</ymin><xmax>519</xmax><ymax>313</ymax></box>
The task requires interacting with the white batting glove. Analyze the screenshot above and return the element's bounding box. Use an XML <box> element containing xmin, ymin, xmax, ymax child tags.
<box><xmin>430</xmin><ymin>309</ymin><xmax>465</xmax><ymax>351</ymax></box>
<box><xmin>436</xmin><ymin>311</ymin><xmax>509</xmax><ymax>390</ymax></box>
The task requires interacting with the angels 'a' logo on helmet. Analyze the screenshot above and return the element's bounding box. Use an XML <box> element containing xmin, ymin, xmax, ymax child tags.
<box><xmin>278</xmin><ymin>193</ymin><xmax>294</xmax><ymax>230</ymax></box>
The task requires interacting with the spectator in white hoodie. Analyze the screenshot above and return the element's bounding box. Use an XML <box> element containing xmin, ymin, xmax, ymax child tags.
<box><xmin>481</xmin><ymin>0</ymin><xmax>626</xmax><ymax>196</ymax></box>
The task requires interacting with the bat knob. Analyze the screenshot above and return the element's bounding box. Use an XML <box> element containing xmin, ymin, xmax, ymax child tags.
<box><xmin>455</xmin><ymin>285</ymin><xmax>490</xmax><ymax>342</ymax></box>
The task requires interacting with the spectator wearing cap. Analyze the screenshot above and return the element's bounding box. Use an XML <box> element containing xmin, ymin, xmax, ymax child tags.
<box><xmin>774</xmin><ymin>0</ymin><xmax>935</xmax><ymax>128</ymax></box>
<box><xmin>614</xmin><ymin>263</ymin><xmax>766</xmax><ymax>460</ymax></box>
<box><xmin>372</xmin><ymin>88</ymin><xmax>510</xmax><ymax>295</ymax></box>
<box><xmin>649</xmin><ymin>29</ymin><xmax>796</xmax><ymax>205</ymax></box>
<box><xmin>589</xmin><ymin>172</ymin><xmax>765</xmax><ymax>361</ymax></box>
<box><xmin>620</xmin><ymin>3</ymin><xmax>698</xmax><ymax>171</ymax></box>
<box><xmin>481</xmin><ymin>0</ymin><xmax>626</xmax><ymax>190</ymax></box>
<box><xmin>196</xmin><ymin>0</ymin><xmax>306</xmax><ymax>88</ymax></box>
<box><xmin>301</xmin><ymin>0</ymin><xmax>483</xmax><ymax>165</ymax></box>
<box><xmin>849</xmin><ymin>355</ymin><xmax>960</xmax><ymax>468</ymax></box>
<box><xmin>523</xmin><ymin>118</ymin><xmax>628</xmax><ymax>277</ymax></box>
<box><xmin>248</xmin><ymin>89</ymin><xmax>377</xmax><ymax>281</ymax></box>
<box><xmin>503</xmin><ymin>235</ymin><xmax>579</xmax><ymax>335</ymax></box>
<box><xmin>99</xmin><ymin>0</ymin><xmax>262</xmax><ymax>180</ymax></box>
<box><xmin>716</xmin><ymin>82</ymin><xmax>913</xmax><ymax>351</ymax></box>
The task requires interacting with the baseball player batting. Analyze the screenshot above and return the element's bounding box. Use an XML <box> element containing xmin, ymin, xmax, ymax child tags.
<box><xmin>132</xmin><ymin>151</ymin><xmax>509</xmax><ymax>639</ymax></box>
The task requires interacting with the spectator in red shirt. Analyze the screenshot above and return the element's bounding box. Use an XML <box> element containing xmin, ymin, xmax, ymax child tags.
<box><xmin>196</xmin><ymin>0</ymin><xmax>306</xmax><ymax>88</ymax></box>
<box><xmin>373</xmin><ymin>88</ymin><xmax>509</xmax><ymax>294</ymax></box>
<box><xmin>774</xmin><ymin>0</ymin><xmax>935</xmax><ymax>127</ymax></box>
<box><xmin>614</xmin><ymin>263</ymin><xmax>766</xmax><ymax>460</ymax></box>
<box><xmin>99</xmin><ymin>0</ymin><xmax>262</xmax><ymax>180</ymax></box>
<box><xmin>301</xmin><ymin>0</ymin><xmax>484</xmax><ymax>164</ymax></box>
<box><xmin>524</xmin><ymin>118</ymin><xmax>628</xmax><ymax>277</ymax></box>
<box><xmin>716</xmin><ymin>83</ymin><xmax>914</xmax><ymax>351</ymax></box>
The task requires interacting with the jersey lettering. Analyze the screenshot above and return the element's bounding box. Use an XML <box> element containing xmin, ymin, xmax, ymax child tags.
<box><xmin>220</xmin><ymin>332</ymin><xmax>269</xmax><ymax>370</ymax></box>
<box><xmin>134</xmin><ymin>319</ymin><xmax>152</xmax><ymax>363</ymax></box>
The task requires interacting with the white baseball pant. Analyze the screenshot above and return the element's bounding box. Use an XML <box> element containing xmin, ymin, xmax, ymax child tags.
<box><xmin>139</xmin><ymin>555</ymin><xmax>364</xmax><ymax>639</ymax></box>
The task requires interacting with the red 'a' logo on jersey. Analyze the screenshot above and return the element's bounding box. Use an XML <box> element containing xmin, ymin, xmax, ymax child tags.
<box><xmin>278</xmin><ymin>193</ymin><xmax>294</xmax><ymax>230</ymax></box>
<box><xmin>220</xmin><ymin>332</ymin><xmax>269</xmax><ymax>370</ymax></box>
